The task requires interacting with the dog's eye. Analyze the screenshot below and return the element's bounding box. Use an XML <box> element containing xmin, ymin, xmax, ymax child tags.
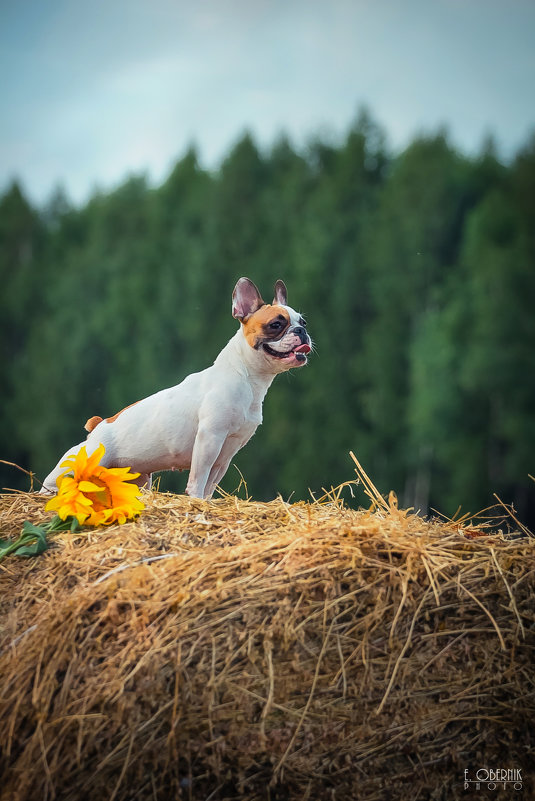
<box><xmin>299</xmin><ymin>317</ymin><xmax>307</xmax><ymax>328</ymax></box>
<box><xmin>269</xmin><ymin>320</ymin><xmax>283</xmax><ymax>331</ymax></box>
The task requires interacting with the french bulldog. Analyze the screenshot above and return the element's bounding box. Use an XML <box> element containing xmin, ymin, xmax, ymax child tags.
<box><xmin>41</xmin><ymin>277</ymin><xmax>312</xmax><ymax>499</ymax></box>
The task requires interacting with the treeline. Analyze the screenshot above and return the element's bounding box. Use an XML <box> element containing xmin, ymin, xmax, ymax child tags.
<box><xmin>1</xmin><ymin>112</ymin><xmax>534</xmax><ymax>522</ymax></box>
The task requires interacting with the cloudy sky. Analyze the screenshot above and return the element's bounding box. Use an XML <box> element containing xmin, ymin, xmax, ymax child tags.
<box><xmin>1</xmin><ymin>0</ymin><xmax>534</xmax><ymax>205</ymax></box>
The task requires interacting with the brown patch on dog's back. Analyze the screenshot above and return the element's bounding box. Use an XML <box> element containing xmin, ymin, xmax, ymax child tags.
<box><xmin>105</xmin><ymin>401</ymin><xmax>140</xmax><ymax>424</ymax></box>
<box><xmin>241</xmin><ymin>305</ymin><xmax>291</xmax><ymax>349</ymax></box>
<box><xmin>84</xmin><ymin>401</ymin><xmax>140</xmax><ymax>433</ymax></box>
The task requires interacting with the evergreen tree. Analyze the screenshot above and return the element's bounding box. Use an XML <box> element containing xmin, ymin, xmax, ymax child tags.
<box><xmin>362</xmin><ymin>135</ymin><xmax>481</xmax><ymax>504</ymax></box>
<box><xmin>0</xmin><ymin>183</ymin><xmax>44</xmax><ymax>488</ymax></box>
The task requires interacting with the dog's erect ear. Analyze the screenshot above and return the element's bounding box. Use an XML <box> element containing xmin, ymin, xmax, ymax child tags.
<box><xmin>272</xmin><ymin>279</ymin><xmax>288</xmax><ymax>306</ymax></box>
<box><xmin>232</xmin><ymin>277</ymin><xmax>265</xmax><ymax>320</ymax></box>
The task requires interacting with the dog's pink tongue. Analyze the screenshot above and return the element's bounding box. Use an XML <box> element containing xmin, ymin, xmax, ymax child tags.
<box><xmin>294</xmin><ymin>343</ymin><xmax>311</xmax><ymax>354</ymax></box>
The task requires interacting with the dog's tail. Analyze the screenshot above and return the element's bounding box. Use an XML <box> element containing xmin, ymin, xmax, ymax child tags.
<box><xmin>84</xmin><ymin>415</ymin><xmax>103</xmax><ymax>433</ymax></box>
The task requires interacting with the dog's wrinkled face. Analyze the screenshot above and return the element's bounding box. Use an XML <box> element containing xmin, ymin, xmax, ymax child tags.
<box><xmin>232</xmin><ymin>278</ymin><xmax>312</xmax><ymax>371</ymax></box>
<box><xmin>242</xmin><ymin>304</ymin><xmax>311</xmax><ymax>368</ymax></box>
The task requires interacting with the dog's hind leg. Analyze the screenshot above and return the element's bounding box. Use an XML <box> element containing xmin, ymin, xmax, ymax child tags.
<box><xmin>134</xmin><ymin>473</ymin><xmax>152</xmax><ymax>490</ymax></box>
<box><xmin>40</xmin><ymin>441</ymin><xmax>90</xmax><ymax>495</ymax></box>
<box><xmin>40</xmin><ymin>431</ymin><xmax>115</xmax><ymax>495</ymax></box>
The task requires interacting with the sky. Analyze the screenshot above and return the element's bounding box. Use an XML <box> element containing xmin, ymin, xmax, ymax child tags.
<box><xmin>1</xmin><ymin>0</ymin><xmax>534</xmax><ymax>206</ymax></box>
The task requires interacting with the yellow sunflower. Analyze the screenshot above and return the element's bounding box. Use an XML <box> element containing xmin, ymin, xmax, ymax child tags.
<box><xmin>45</xmin><ymin>444</ymin><xmax>145</xmax><ymax>526</ymax></box>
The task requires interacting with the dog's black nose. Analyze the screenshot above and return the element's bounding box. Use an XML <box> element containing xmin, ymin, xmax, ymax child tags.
<box><xmin>293</xmin><ymin>326</ymin><xmax>306</xmax><ymax>340</ymax></box>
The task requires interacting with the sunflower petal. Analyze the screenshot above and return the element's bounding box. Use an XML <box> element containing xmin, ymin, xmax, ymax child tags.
<box><xmin>85</xmin><ymin>444</ymin><xmax>107</xmax><ymax>473</ymax></box>
<box><xmin>78</xmin><ymin>480</ymin><xmax>103</xmax><ymax>493</ymax></box>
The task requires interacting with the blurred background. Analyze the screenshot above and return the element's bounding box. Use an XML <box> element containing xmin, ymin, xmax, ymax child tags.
<box><xmin>1</xmin><ymin>0</ymin><xmax>534</xmax><ymax>523</ymax></box>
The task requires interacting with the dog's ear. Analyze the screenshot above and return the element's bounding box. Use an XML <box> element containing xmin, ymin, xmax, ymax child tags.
<box><xmin>232</xmin><ymin>277</ymin><xmax>265</xmax><ymax>320</ymax></box>
<box><xmin>272</xmin><ymin>279</ymin><xmax>287</xmax><ymax>306</ymax></box>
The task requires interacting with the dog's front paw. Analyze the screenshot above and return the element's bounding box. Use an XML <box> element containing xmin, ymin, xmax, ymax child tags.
<box><xmin>185</xmin><ymin>483</ymin><xmax>211</xmax><ymax>500</ymax></box>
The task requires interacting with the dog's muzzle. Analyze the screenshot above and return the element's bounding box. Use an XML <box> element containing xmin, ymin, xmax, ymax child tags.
<box><xmin>262</xmin><ymin>326</ymin><xmax>312</xmax><ymax>363</ymax></box>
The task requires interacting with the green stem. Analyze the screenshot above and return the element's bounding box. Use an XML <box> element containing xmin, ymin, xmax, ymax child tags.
<box><xmin>0</xmin><ymin>515</ymin><xmax>81</xmax><ymax>561</ymax></box>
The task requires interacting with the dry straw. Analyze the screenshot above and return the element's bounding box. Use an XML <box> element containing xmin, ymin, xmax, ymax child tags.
<box><xmin>0</xmin><ymin>458</ymin><xmax>534</xmax><ymax>800</ymax></box>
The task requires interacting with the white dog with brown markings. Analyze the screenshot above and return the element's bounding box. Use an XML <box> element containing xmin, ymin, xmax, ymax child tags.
<box><xmin>41</xmin><ymin>278</ymin><xmax>312</xmax><ymax>499</ymax></box>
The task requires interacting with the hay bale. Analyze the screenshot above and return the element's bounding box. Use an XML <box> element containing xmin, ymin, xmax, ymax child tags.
<box><xmin>0</xmin><ymin>487</ymin><xmax>534</xmax><ymax>800</ymax></box>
